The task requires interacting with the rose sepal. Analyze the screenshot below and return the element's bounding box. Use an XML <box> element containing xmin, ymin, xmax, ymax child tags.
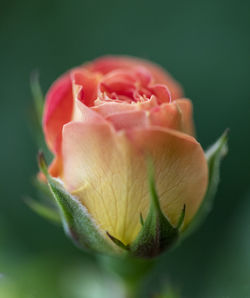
<box><xmin>127</xmin><ymin>159</ymin><xmax>185</xmax><ymax>258</ymax></box>
<box><xmin>183</xmin><ymin>130</ymin><xmax>228</xmax><ymax>238</ymax></box>
<box><xmin>38</xmin><ymin>152</ymin><xmax>123</xmax><ymax>256</ymax></box>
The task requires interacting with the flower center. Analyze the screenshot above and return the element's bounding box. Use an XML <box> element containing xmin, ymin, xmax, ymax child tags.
<box><xmin>97</xmin><ymin>68</ymin><xmax>154</xmax><ymax>104</ymax></box>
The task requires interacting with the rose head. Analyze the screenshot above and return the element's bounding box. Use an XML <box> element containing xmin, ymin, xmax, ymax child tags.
<box><xmin>34</xmin><ymin>56</ymin><xmax>226</xmax><ymax>257</ymax></box>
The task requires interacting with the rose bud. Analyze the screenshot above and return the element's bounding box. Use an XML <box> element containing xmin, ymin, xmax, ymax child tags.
<box><xmin>33</xmin><ymin>56</ymin><xmax>227</xmax><ymax>258</ymax></box>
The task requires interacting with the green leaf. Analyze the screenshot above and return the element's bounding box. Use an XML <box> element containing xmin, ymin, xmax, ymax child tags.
<box><xmin>30</xmin><ymin>71</ymin><xmax>44</xmax><ymax>126</ymax></box>
<box><xmin>130</xmin><ymin>159</ymin><xmax>184</xmax><ymax>258</ymax></box>
<box><xmin>30</xmin><ymin>72</ymin><xmax>53</xmax><ymax>162</ymax></box>
<box><xmin>38</xmin><ymin>152</ymin><xmax>121</xmax><ymax>255</ymax></box>
<box><xmin>27</xmin><ymin>177</ymin><xmax>61</xmax><ymax>224</ymax></box>
<box><xmin>25</xmin><ymin>197</ymin><xmax>61</xmax><ymax>224</ymax></box>
<box><xmin>183</xmin><ymin>130</ymin><xmax>228</xmax><ymax>238</ymax></box>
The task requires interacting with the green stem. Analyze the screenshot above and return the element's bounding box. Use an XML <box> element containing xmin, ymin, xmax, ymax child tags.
<box><xmin>98</xmin><ymin>255</ymin><xmax>155</xmax><ymax>298</ymax></box>
<box><xmin>123</xmin><ymin>278</ymin><xmax>139</xmax><ymax>298</ymax></box>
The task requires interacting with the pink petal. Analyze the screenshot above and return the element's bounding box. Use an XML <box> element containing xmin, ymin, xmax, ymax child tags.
<box><xmin>92</xmin><ymin>101</ymin><xmax>137</xmax><ymax>117</ymax></box>
<box><xmin>150</xmin><ymin>84</ymin><xmax>171</xmax><ymax>103</ymax></box>
<box><xmin>106</xmin><ymin>110</ymin><xmax>148</xmax><ymax>130</ymax></box>
<box><xmin>70</xmin><ymin>69</ymin><xmax>100</xmax><ymax>107</ymax></box>
<box><xmin>71</xmin><ymin>79</ymin><xmax>106</xmax><ymax>125</ymax></box>
<box><xmin>85</xmin><ymin>56</ymin><xmax>183</xmax><ymax>99</ymax></box>
<box><xmin>43</xmin><ymin>72</ymin><xmax>73</xmax><ymax>154</ymax></box>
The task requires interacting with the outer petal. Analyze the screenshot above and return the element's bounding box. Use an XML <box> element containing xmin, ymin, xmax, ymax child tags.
<box><xmin>127</xmin><ymin>128</ymin><xmax>208</xmax><ymax>229</ymax></box>
<box><xmin>148</xmin><ymin>99</ymin><xmax>195</xmax><ymax>136</ymax></box>
<box><xmin>62</xmin><ymin>123</ymin><xmax>207</xmax><ymax>245</ymax></box>
<box><xmin>85</xmin><ymin>56</ymin><xmax>183</xmax><ymax>99</ymax></box>
<box><xmin>175</xmin><ymin>99</ymin><xmax>195</xmax><ymax>136</ymax></box>
<box><xmin>149</xmin><ymin>103</ymin><xmax>183</xmax><ymax>131</ymax></box>
<box><xmin>43</xmin><ymin>73</ymin><xmax>73</xmax><ymax>153</ymax></box>
<box><xmin>106</xmin><ymin>110</ymin><xmax>149</xmax><ymax>130</ymax></box>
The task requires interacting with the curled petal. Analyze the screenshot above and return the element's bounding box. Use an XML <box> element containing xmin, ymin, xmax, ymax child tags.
<box><xmin>71</xmin><ymin>80</ymin><xmax>106</xmax><ymax>125</ymax></box>
<box><xmin>150</xmin><ymin>84</ymin><xmax>171</xmax><ymax>103</ymax></box>
<box><xmin>85</xmin><ymin>56</ymin><xmax>183</xmax><ymax>99</ymax></box>
<box><xmin>70</xmin><ymin>69</ymin><xmax>100</xmax><ymax>107</ymax></box>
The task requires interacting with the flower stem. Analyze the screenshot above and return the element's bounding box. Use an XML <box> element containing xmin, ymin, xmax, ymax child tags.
<box><xmin>98</xmin><ymin>255</ymin><xmax>155</xmax><ymax>298</ymax></box>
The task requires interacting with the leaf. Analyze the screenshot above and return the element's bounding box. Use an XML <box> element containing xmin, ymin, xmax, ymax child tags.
<box><xmin>30</xmin><ymin>71</ymin><xmax>44</xmax><ymax>126</ymax></box>
<box><xmin>130</xmin><ymin>158</ymin><xmax>184</xmax><ymax>258</ymax></box>
<box><xmin>38</xmin><ymin>152</ymin><xmax>121</xmax><ymax>255</ymax></box>
<box><xmin>30</xmin><ymin>72</ymin><xmax>53</xmax><ymax>161</ymax></box>
<box><xmin>25</xmin><ymin>197</ymin><xmax>61</xmax><ymax>224</ymax></box>
<box><xmin>183</xmin><ymin>130</ymin><xmax>228</xmax><ymax>238</ymax></box>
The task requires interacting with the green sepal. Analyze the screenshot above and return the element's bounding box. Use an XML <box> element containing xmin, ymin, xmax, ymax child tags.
<box><xmin>106</xmin><ymin>232</ymin><xmax>129</xmax><ymax>251</ymax></box>
<box><xmin>183</xmin><ymin>130</ymin><xmax>228</xmax><ymax>238</ymax></box>
<box><xmin>38</xmin><ymin>152</ymin><xmax>121</xmax><ymax>255</ymax></box>
<box><xmin>25</xmin><ymin>196</ymin><xmax>61</xmax><ymax>224</ymax></box>
<box><xmin>30</xmin><ymin>71</ymin><xmax>44</xmax><ymax>127</ymax></box>
<box><xmin>129</xmin><ymin>159</ymin><xmax>185</xmax><ymax>258</ymax></box>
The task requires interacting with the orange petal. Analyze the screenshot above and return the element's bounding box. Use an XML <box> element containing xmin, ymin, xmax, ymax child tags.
<box><xmin>175</xmin><ymin>99</ymin><xmax>195</xmax><ymax>136</ymax></box>
<box><xmin>149</xmin><ymin>102</ymin><xmax>183</xmax><ymax>131</ymax></box>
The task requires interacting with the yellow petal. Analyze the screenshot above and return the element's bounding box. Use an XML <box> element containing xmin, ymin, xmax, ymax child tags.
<box><xmin>62</xmin><ymin>122</ymin><xmax>208</xmax><ymax>245</ymax></box>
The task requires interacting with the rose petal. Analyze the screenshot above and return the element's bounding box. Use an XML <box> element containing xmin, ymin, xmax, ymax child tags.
<box><xmin>149</xmin><ymin>99</ymin><xmax>195</xmax><ymax>136</ymax></box>
<box><xmin>93</xmin><ymin>95</ymin><xmax>158</xmax><ymax>118</ymax></box>
<box><xmin>106</xmin><ymin>110</ymin><xmax>148</xmax><ymax>130</ymax></box>
<box><xmin>43</xmin><ymin>73</ymin><xmax>73</xmax><ymax>153</ymax></box>
<box><xmin>85</xmin><ymin>56</ymin><xmax>183</xmax><ymax>99</ymax></box>
<box><xmin>92</xmin><ymin>101</ymin><xmax>137</xmax><ymax>117</ymax></box>
<box><xmin>62</xmin><ymin>123</ymin><xmax>207</xmax><ymax>244</ymax></box>
<box><xmin>126</xmin><ymin>128</ymin><xmax>208</xmax><ymax>229</ymax></box>
<box><xmin>70</xmin><ymin>69</ymin><xmax>100</xmax><ymax>107</ymax></box>
<box><xmin>71</xmin><ymin>79</ymin><xmax>106</xmax><ymax>125</ymax></box>
<box><xmin>48</xmin><ymin>155</ymin><xmax>63</xmax><ymax>177</ymax></box>
<box><xmin>149</xmin><ymin>102</ymin><xmax>182</xmax><ymax>130</ymax></box>
<box><xmin>175</xmin><ymin>99</ymin><xmax>195</xmax><ymax>136</ymax></box>
<box><xmin>150</xmin><ymin>84</ymin><xmax>171</xmax><ymax>103</ymax></box>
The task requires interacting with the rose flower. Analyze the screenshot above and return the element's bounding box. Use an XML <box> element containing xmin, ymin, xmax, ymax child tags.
<box><xmin>40</xmin><ymin>56</ymin><xmax>209</xmax><ymax>257</ymax></box>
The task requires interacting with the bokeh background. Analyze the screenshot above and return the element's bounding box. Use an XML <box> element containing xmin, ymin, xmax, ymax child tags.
<box><xmin>1</xmin><ymin>0</ymin><xmax>250</xmax><ymax>297</ymax></box>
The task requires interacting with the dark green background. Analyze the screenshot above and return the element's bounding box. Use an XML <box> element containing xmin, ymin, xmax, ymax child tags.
<box><xmin>0</xmin><ymin>0</ymin><xmax>250</xmax><ymax>297</ymax></box>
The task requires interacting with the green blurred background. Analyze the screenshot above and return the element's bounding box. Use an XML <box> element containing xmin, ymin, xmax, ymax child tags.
<box><xmin>0</xmin><ymin>0</ymin><xmax>250</xmax><ymax>297</ymax></box>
